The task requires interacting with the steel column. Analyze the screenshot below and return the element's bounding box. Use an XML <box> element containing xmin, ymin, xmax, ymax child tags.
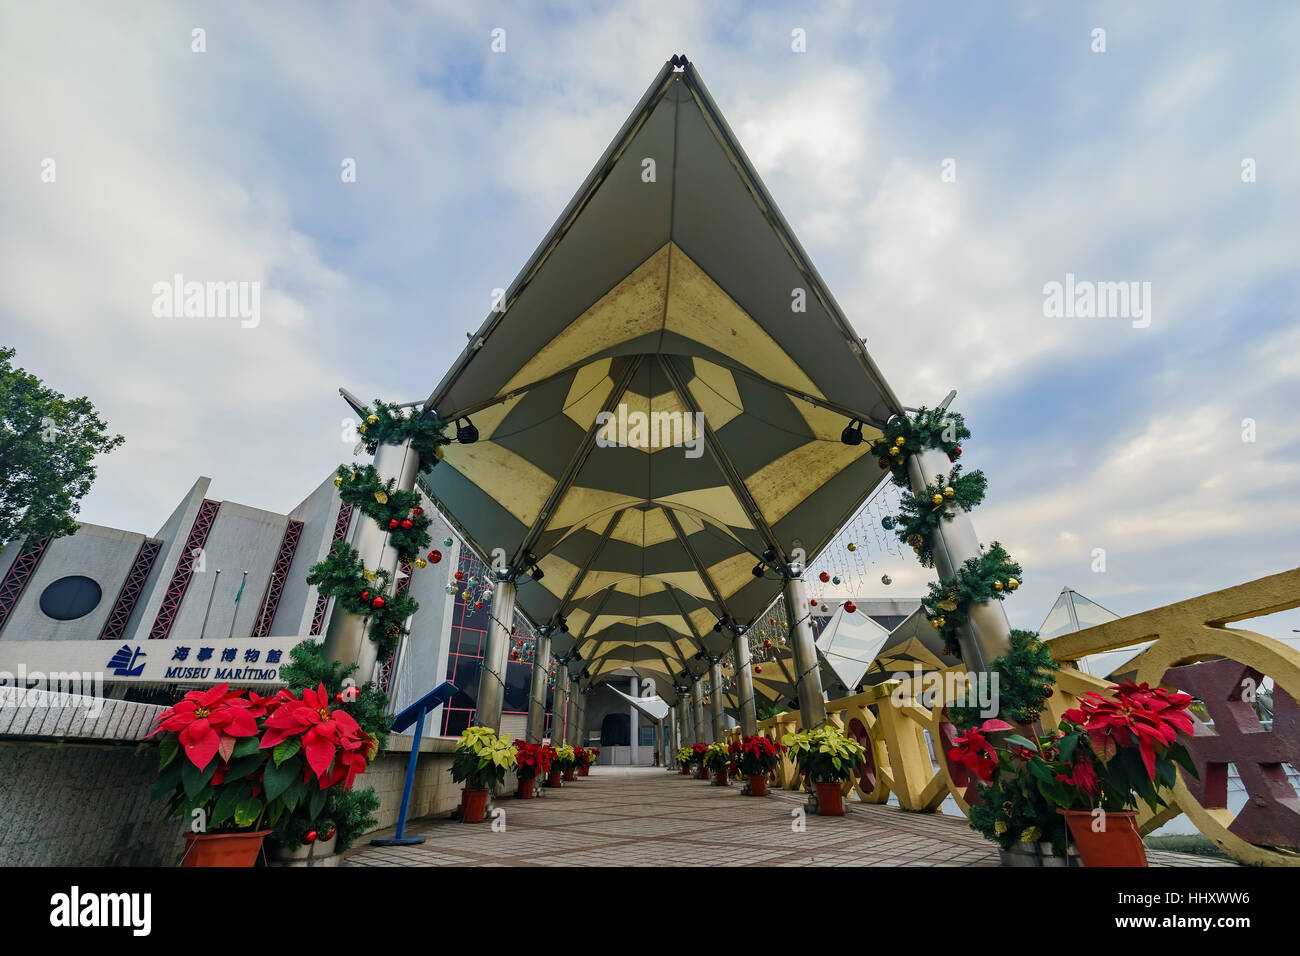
<box><xmin>905</xmin><ymin>447</ymin><xmax>1008</xmax><ymax>670</ymax></box>
<box><xmin>552</xmin><ymin>667</ymin><xmax>569</xmax><ymax>744</ymax></box>
<box><xmin>783</xmin><ymin>574</ymin><xmax>828</xmax><ymax>727</ymax></box>
<box><xmin>323</xmin><ymin>439</ymin><xmax>419</xmax><ymax>680</ymax></box>
<box><xmin>709</xmin><ymin>659</ymin><xmax>726</xmax><ymax>743</ymax></box>
<box><xmin>732</xmin><ymin>630</ymin><xmax>758</xmax><ymax>736</ymax></box>
<box><xmin>471</xmin><ymin>577</ymin><xmax>516</xmax><ymax>732</ymax></box>
<box><xmin>691</xmin><ymin>680</ymin><xmax>707</xmax><ymax>744</ymax></box>
<box><xmin>525</xmin><ymin>627</ymin><xmax>552</xmax><ymax>743</ymax></box>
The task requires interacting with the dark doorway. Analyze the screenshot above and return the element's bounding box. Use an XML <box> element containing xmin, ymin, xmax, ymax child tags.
<box><xmin>600</xmin><ymin>712</ymin><xmax>630</xmax><ymax>746</ymax></box>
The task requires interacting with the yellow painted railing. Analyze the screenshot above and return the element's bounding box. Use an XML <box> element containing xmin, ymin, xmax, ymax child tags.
<box><xmin>750</xmin><ymin>568</ymin><xmax>1300</xmax><ymax>867</ymax></box>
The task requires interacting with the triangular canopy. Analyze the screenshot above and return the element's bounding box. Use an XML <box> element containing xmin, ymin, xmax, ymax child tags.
<box><xmin>420</xmin><ymin>59</ymin><xmax>904</xmax><ymax>693</ymax></box>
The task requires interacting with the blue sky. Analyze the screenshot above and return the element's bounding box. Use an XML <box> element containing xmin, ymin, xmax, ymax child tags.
<box><xmin>2</xmin><ymin>1</ymin><xmax>1297</xmax><ymax>640</ymax></box>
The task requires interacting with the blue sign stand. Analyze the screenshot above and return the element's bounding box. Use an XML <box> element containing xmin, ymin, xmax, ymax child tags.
<box><xmin>369</xmin><ymin>681</ymin><xmax>457</xmax><ymax>847</ymax></box>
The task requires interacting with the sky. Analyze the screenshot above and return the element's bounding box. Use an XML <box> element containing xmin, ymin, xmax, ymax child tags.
<box><xmin>2</xmin><ymin>1</ymin><xmax>1297</xmax><ymax>641</ymax></box>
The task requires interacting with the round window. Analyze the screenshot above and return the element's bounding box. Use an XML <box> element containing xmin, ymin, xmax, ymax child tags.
<box><xmin>39</xmin><ymin>575</ymin><xmax>103</xmax><ymax>621</ymax></box>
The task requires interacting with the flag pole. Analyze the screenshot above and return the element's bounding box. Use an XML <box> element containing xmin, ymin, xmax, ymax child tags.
<box><xmin>227</xmin><ymin>570</ymin><xmax>247</xmax><ymax>639</ymax></box>
<box><xmin>200</xmin><ymin>569</ymin><xmax>221</xmax><ymax>639</ymax></box>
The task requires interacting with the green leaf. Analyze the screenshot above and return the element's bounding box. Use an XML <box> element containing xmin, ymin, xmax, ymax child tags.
<box><xmin>282</xmin><ymin>778</ymin><xmax>309</xmax><ymax>812</ymax></box>
<box><xmin>224</xmin><ymin>752</ymin><xmax>264</xmax><ymax>780</ymax></box>
<box><xmin>263</xmin><ymin>755</ymin><xmax>301</xmax><ymax>803</ymax></box>
<box><xmin>181</xmin><ymin>755</ymin><xmax>219</xmax><ymax>800</ymax></box>
<box><xmin>211</xmin><ymin>782</ymin><xmax>251</xmax><ymax>827</ymax></box>
<box><xmin>273</xmin><ymin>738</ymin><xmax>301</xmax><ymax>766</ymax></box>
<box><xmin>309</xmin><ymin>787</ymin><xmax>327</xmax><ymax>821</ymax></box>
<box><xmin>233</xmin><ymin>796</ymin><xmax>263</xmax><ymax>829</ymax></box>
<box><xmin>158</xmin><ymin>734</ymin><xmax>179</xmax><ymax>771</ymax></box>
<box><xmin>232</xmin><ymin>736</ymin><xmax>261</xmax><ymax>759</ymax></box>
<box><xmin>151</xmin><ymin>760</ymin><xmax>184</xmax><ymax>802</ymax></box>
<box><xmin>1004</xmin><ymin>734</ymin><xmax>1038</xmax><ymax>751</ymax></box>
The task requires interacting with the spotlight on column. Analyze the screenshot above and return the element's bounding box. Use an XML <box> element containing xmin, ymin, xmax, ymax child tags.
<box><xmin>840</xmin><ymin>419</ymin><xmax>863</xmax><ymax>446</ymax></box>
<box><xmin>762</xmin><ymin>547</ymin><xmax>777</xmax><ymax>564</ymax></box>
<box><xmin>456</xmin><ymin>417</ymin><xmax>479</xmax><ymax>444</ymax></box>
<box><xmin>530</xmin><ymin>564</ymin><xmax>545</xmax><ymax>581</ymax></box>
<box><xmin>751</xmin><ymin>562</ymin><xmax>766</xmax><ymax>578</ymax></box>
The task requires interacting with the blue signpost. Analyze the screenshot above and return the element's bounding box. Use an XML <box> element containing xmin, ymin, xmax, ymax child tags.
<box><xmin>369</xmin><ymin>681</ymin><xmax>457</xmax><ymax>847</ymax></box>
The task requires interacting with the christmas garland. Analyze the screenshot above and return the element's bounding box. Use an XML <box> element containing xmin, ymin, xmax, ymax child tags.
<box><xmin>921</xmin><ymin>542</ymin><xmax>1022</xmax><ymax>657</ymax></box>
<box><xmin>357</xmin><ymin>399</ymin><xmax>453</xmax><ymax>465</ymax></box>
<box><xmin>869</xmin><ymin>405</ymin><xmax>968</xmax><ymax>487</ymax></box>
<box><xmin>884</xmin><ymin>464</ymin><xmax>987</xmax><ymax>567</ymax></box>
<box><xmin>305</xmin><ymin>400</ymin><xmax>449</xmax><ymax>661</ymax></box>
<box><xmin>947</xmin><ymin>630</ymin><xmax>1059</xmax><ymax>729</ymax></box>
<box><xmin>879</xmin><ymin>407</ymin><xmax>1059</xmax><ymax>735</ymax></box>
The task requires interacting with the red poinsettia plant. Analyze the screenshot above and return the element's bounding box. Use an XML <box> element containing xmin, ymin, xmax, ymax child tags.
<box><xmin>737</xmin><ymin>734</ymin><xmax>787</xmax><ymax>777</ymax></box>
<box><xmin>512</xmin><ymin>741</ymin><xmax>553</xmax><ymax>780</ymax></box>
<box><xmin>690</xmin><ymin>742</ymin><xmax>708</xmax><ymax>762</ymax></box>
<box><xmin>149</xmin><ymin>681</ymin><xmax>379</xmax><ymax>835</ymax></box>
<box><xmin>582</xmin><ymin>747</ymin><xmax>600</xmax><ymax>767</ymax></box>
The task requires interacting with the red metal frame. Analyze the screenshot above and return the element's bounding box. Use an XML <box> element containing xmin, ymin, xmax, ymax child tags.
<box><xmin>98</xmin><ymin>538</ymin><xmax>162</xmax><ymax>640</ymax></box>
<box><xmin>0</xmin><ymin>536</ymin><xmax>52</xmax><ymax>635</ymax></box>
<box><xmin>251</xmin><ymin>520</ymin><xmax>303</xmax><ymax>637</ymax></box>
<box><xmin>148</xmin><ymin>499</ymin><xmax>220</xmax><ymax>639</ymax></box>
<box><xmin>310</xmin><ymin>501</ymin><xmax>354</xmax><ymax>635</ymax></box>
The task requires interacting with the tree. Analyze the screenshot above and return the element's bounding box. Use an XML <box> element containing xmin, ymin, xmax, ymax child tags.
<box><xmin>0</xmin><ymin>347</ymin><xmax>124</xmax><ymax>546</ymax></box>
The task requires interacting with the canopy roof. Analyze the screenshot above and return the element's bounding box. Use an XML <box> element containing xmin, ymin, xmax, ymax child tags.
<box><xmin>419</xmin><ymin>59</ymin><xmax>905</xmax><ymax>694</ymax></box>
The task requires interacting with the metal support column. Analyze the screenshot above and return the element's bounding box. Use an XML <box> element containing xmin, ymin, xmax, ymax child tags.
<box><xmin>905</xmin><ymin>447</ymin><xmax>1009</xmax><ymax>670</ymax></box>
<box><xmin>525</xmin><ymin>626</ymin><xmax>553</xmax><ymax>743</ymax></box>
<box><xmin>323</xmin><ymin>438</ymin><xmax>419</xmax><ymax>681</ymax></box>
<box><xmin>782</xmin><ymin>573</ymin><xmax>828</xmax><ymax>728</ymax></box>
<box><xmin>709</xmin><ymin>658</ymin><xmax>726</xmax><ymax>743</ymax></box>
<box><xmin>691</xmin><ymin>679</ymin><xmax>707</xmax><ymax>744</ymax></box>
<box><xmin>732</xmin><ymin>628</ymin><xmax>758</xmax><ymax>737</ymax></box>
<box><xmin>552</xmin><ymin>666</ymin><xmax>569</xmax><ymax>744</ymax></box>
<box><xmin>472</xmin><ymin>577</ymin><xmax>516</xmax><ymax>731</ymax></box>
<box><xmin>570</xmin><ymin>685</ymin><xmax>585</xmax><ymax>747</ymax></box>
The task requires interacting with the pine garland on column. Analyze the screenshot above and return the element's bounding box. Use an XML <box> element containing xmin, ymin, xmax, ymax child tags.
<box><xmin>871</xmin><ymin>406</ymin><xmax>1057</xmax><ymax>729</ymax></box>
<box><xmin>305</xmin><ymin>401</ymin><xmax>451</xmax><ymax>661</ymax></box>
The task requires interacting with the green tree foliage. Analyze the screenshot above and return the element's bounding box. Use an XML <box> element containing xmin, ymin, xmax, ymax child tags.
<box><xmin>0</xmin><ymin>347</ymin><xmax>124</xmax><ymax>545</ymax></box>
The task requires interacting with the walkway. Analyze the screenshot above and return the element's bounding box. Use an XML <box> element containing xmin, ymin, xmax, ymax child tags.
<box><xmin>346</xmin><ymin>767</ymin><xmax>1229</xmax><ymax>867</ymax></box>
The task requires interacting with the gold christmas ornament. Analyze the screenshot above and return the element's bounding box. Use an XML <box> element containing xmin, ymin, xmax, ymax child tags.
<box><xmin>943</xmin><ymin>486</ymin><xmax>955</xmax><ymax>498</ymax></box>
<box><xmin>1007</xmin><ymin>578</ymin><xmax>1019</xmax><ymax>591</ymax></box>
<box><xmin>374</xmin><ymin>491</ymin><xmax>388</xmax><ymax>504</ymax></box>
<box><xmin>415</xmin><ymin>558</ymin><xmax>427</xmax><ymax>569</ymax></box>
<box><xmin>993</xmin><ymin>580</ymin><xmax>1004</xmax><ymax>592</ymax></box>
<box><xmin>366</xmin><ymin>414</ymin><xmax>380</xmax><ymax>424</ymax></box>
<box><xmin>907</xmin><ymin>533</ymin><xmax>923</xmax><ymax>548</ymax></box>
<box><xmin>931</xmin><ymin>493</ymin><xmax>944</xmax><ymax>506</ymax></box>
<box><xmin>358</xmin><ymin>424</ymin><xmax>367</xmax><ymax>435</ymax></box>
<box><xmin>362</xmin><ymin>569</ymin><xmax>376</xmax><ymax>582</ymax></box>
<box><xmin>847</xmin><ymin>542</ymin><xmax>857</xmax><ymax>552</ymax></box>
<box><xmin>938</xmin><ymin>597</ymin><xmax>958</xmax><ymax>612</ymax></box>
<box><xmin>893</xmin><ymin>436</ymin><xmax>904</xmax><ymax>447</ymax></box>
<box><xmin>333</xmin><ymin>476</ymin><xmax>343</xmax><ymax>488</ymax></box>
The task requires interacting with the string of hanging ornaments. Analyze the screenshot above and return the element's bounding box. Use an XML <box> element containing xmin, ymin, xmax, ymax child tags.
<box><xmin>866</xmin><ymin>406</ymin><xmax>1057</xmax><ymax>729</ymax></box>
<box><xmin>305</xmin><ymin>401</ymin><xmax>452</xmax><ymax>662</ymax></box>
<box><xmin>803</xmin><ymin>480</ymin><xmax>908</xmax><ymax>603</ymax></box>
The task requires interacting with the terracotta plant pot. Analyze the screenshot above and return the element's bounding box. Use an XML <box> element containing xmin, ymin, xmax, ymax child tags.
<box><xmin>814</xmin><ymin>780</ymin><xmax>845</xmax><ymax>816</ymax></box>
<box><xmin>696</xmin><ymin>765</ymin><xmax>709</xmax><ymax>780</ymax></box>
<box><xmin>1059</xmin><ymin>809</ymin><xmax>1148</xmax><ymax>867</ymax></box>
<box><xmin>562</xmin><ymin>767</ymin><xmax>576</xmax><ymax>782</ymax></box>
<box><xmin>748</xmin><ymin>775</ymin><xmax>768</xmax><ymax>797</ymax></box>
<box><xmin>680</xmin><ymin>766</ymin><xmax>691</xmax><ymax>775</ymax></box>
<box><xmin>181</xmin><ymin>830</ymin><xmax>270</xmax><ymax>867</ymax></box>
<box><xmin>460</xmin><ymin>787</ymin><xmax>490</xmax><ymax>823</ymax></box>
<box><xmin>578</xmin><ymin>765</ymin><xmax>589</xmax><ymax>777</ymax></box>
<box><xmin>517</xmin><ymin>777</ymin><xmax>536</xmax><ymax>799</ymax></box>
<box><xmin>546</xmin><ymin>769</ymin><xmax>562</xmax><ymax>788</ymax></box>
<box><xmin>712</xmin><ymin>770</ymin><xmax>729</xmax><ymax>786</ymax></box>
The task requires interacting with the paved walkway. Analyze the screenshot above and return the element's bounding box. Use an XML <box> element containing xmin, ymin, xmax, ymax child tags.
<box><xmin>346</xmin><ymin>766</ymin><xmax>1231</xmax><ymax>867</ymax></box>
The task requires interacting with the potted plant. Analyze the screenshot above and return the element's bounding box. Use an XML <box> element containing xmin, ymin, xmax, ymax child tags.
<box><xmin>737</xmin><ymin>735</ymin><xmax>786</xmax><ymax>796</ymax></box>
<box><xmin>676</xmin><ymin>747</ymin><xmax>693</xmax><ymax>775</ymax></box>
<box><xmin>512</xmin><ymin>741</ymin><xmax>552</xmax><ymax>799</ymax></box>
<box><xmin>703</xmin><ymin>742</ymin><xmax>731</xmax><ymax>786</ymax></box>
<box><xmin>573</xmin><ymin>746</ymin><xmax>588</xmax><ymax>778</ymax></box>
<box><xmin>554</xmin><ymin>744</ymin><xmax>578</xmax><ymax>781</ymax></box>
<box><xmin>450</xmin><ymin>727</ymin><xmax>517</xmax><ymax>823</ymax></box>
<box><xmin>543</xmin><ymin>745</ymin><xmax>563</xmax><ymax>788</ymax></box>
<box><xmin>267</xmin><ymin>787</ymin><xmax>381</xmax><ymax>867</ymax></box>
<box><xmin>580</xmin><ymin>747</ymin><xmax>599</xmax><ymax>775</ymax></box>
<box><xmin>1052</xmin><ymin>680</ymin><xmax>1197</xmax><ymax>866</ymax></box>
<box><xmin>691</xmin><ymin>742</ymin><xmax>709</xmax><ymax>779</ymax></box>
<box><xmin>781</xmin><ymin>725</ymin><xmax>866</xmax><ymax>815</ymax></box>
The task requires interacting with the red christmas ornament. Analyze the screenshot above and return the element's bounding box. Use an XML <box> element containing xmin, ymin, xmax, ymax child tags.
<box><xmin>400</xmin><ymin>519</ymin><xmax>413</xmax><ymax>529</ymax></box>
<box><xmin>950</xmin><ymin>445</ymin><xmax>963</xmax><ymax>461</ymax></box>
<box><xmin>819</xmin><ymin>571</ymin><xmax>830</xmax><ymax>582</ymax></box>
<box><xmin>372</xmin><ymin>596</ymin><xmax>386</xmax><ymax>609</ymax></box>
<box><xmin>411</xmin><ymin>507</ymin><xmax>423</xmax><ymax>517</ymax></box>
<box><xmin>454</xmin><ymin>570</ymin><xmax>463</xmax><ymax>580</ymax></box>
<box><xmin>755</xmin><ymin>665</ymin><xmax>762</xmax><ymax>673</ymax></box>
<box><xmin>428</xmin><ymin>550</ymin><xmax>443</xmax><ymax>563</ymax></box>
<box><xmin>844</xmin><ymin>600</ymin><xmax>857</xmax><ymax>614</ymax></box>
<box><xmin>474</xmin><ymin>601</ymin><xmax>483</xmax><ymax>610</ymax></box>
<box><xmin>305</xmin><ymin>830</ymin><xmax>318</xmax><ymax>843</ymax></box>
<box><xmin>770</xmin><ymin>618</ymin><xmax>776</xmax><ymax>626</ymax></box>
<box><xmin>321</xmin><ymin>828</ymin><xmax>336</xmax><ymax>841</ymax></box>
<box><xmin>810</xmin><ymin>599</ymin><xmax>818</xmax><ymax>607</ymax></box>
<box><xmin>763</xmin><ymin>639</ymin><xmax>772</xmax><ymax>648</ymax></box>
<box><xmin>360</xmin><ymin>590</ymin><xmax>369</xmax><ymax>602</ymax></box>
<box><xmin>388</xmin><ymin>518</ymin><xmax>398</xmax><ymax>529</ymax></box>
